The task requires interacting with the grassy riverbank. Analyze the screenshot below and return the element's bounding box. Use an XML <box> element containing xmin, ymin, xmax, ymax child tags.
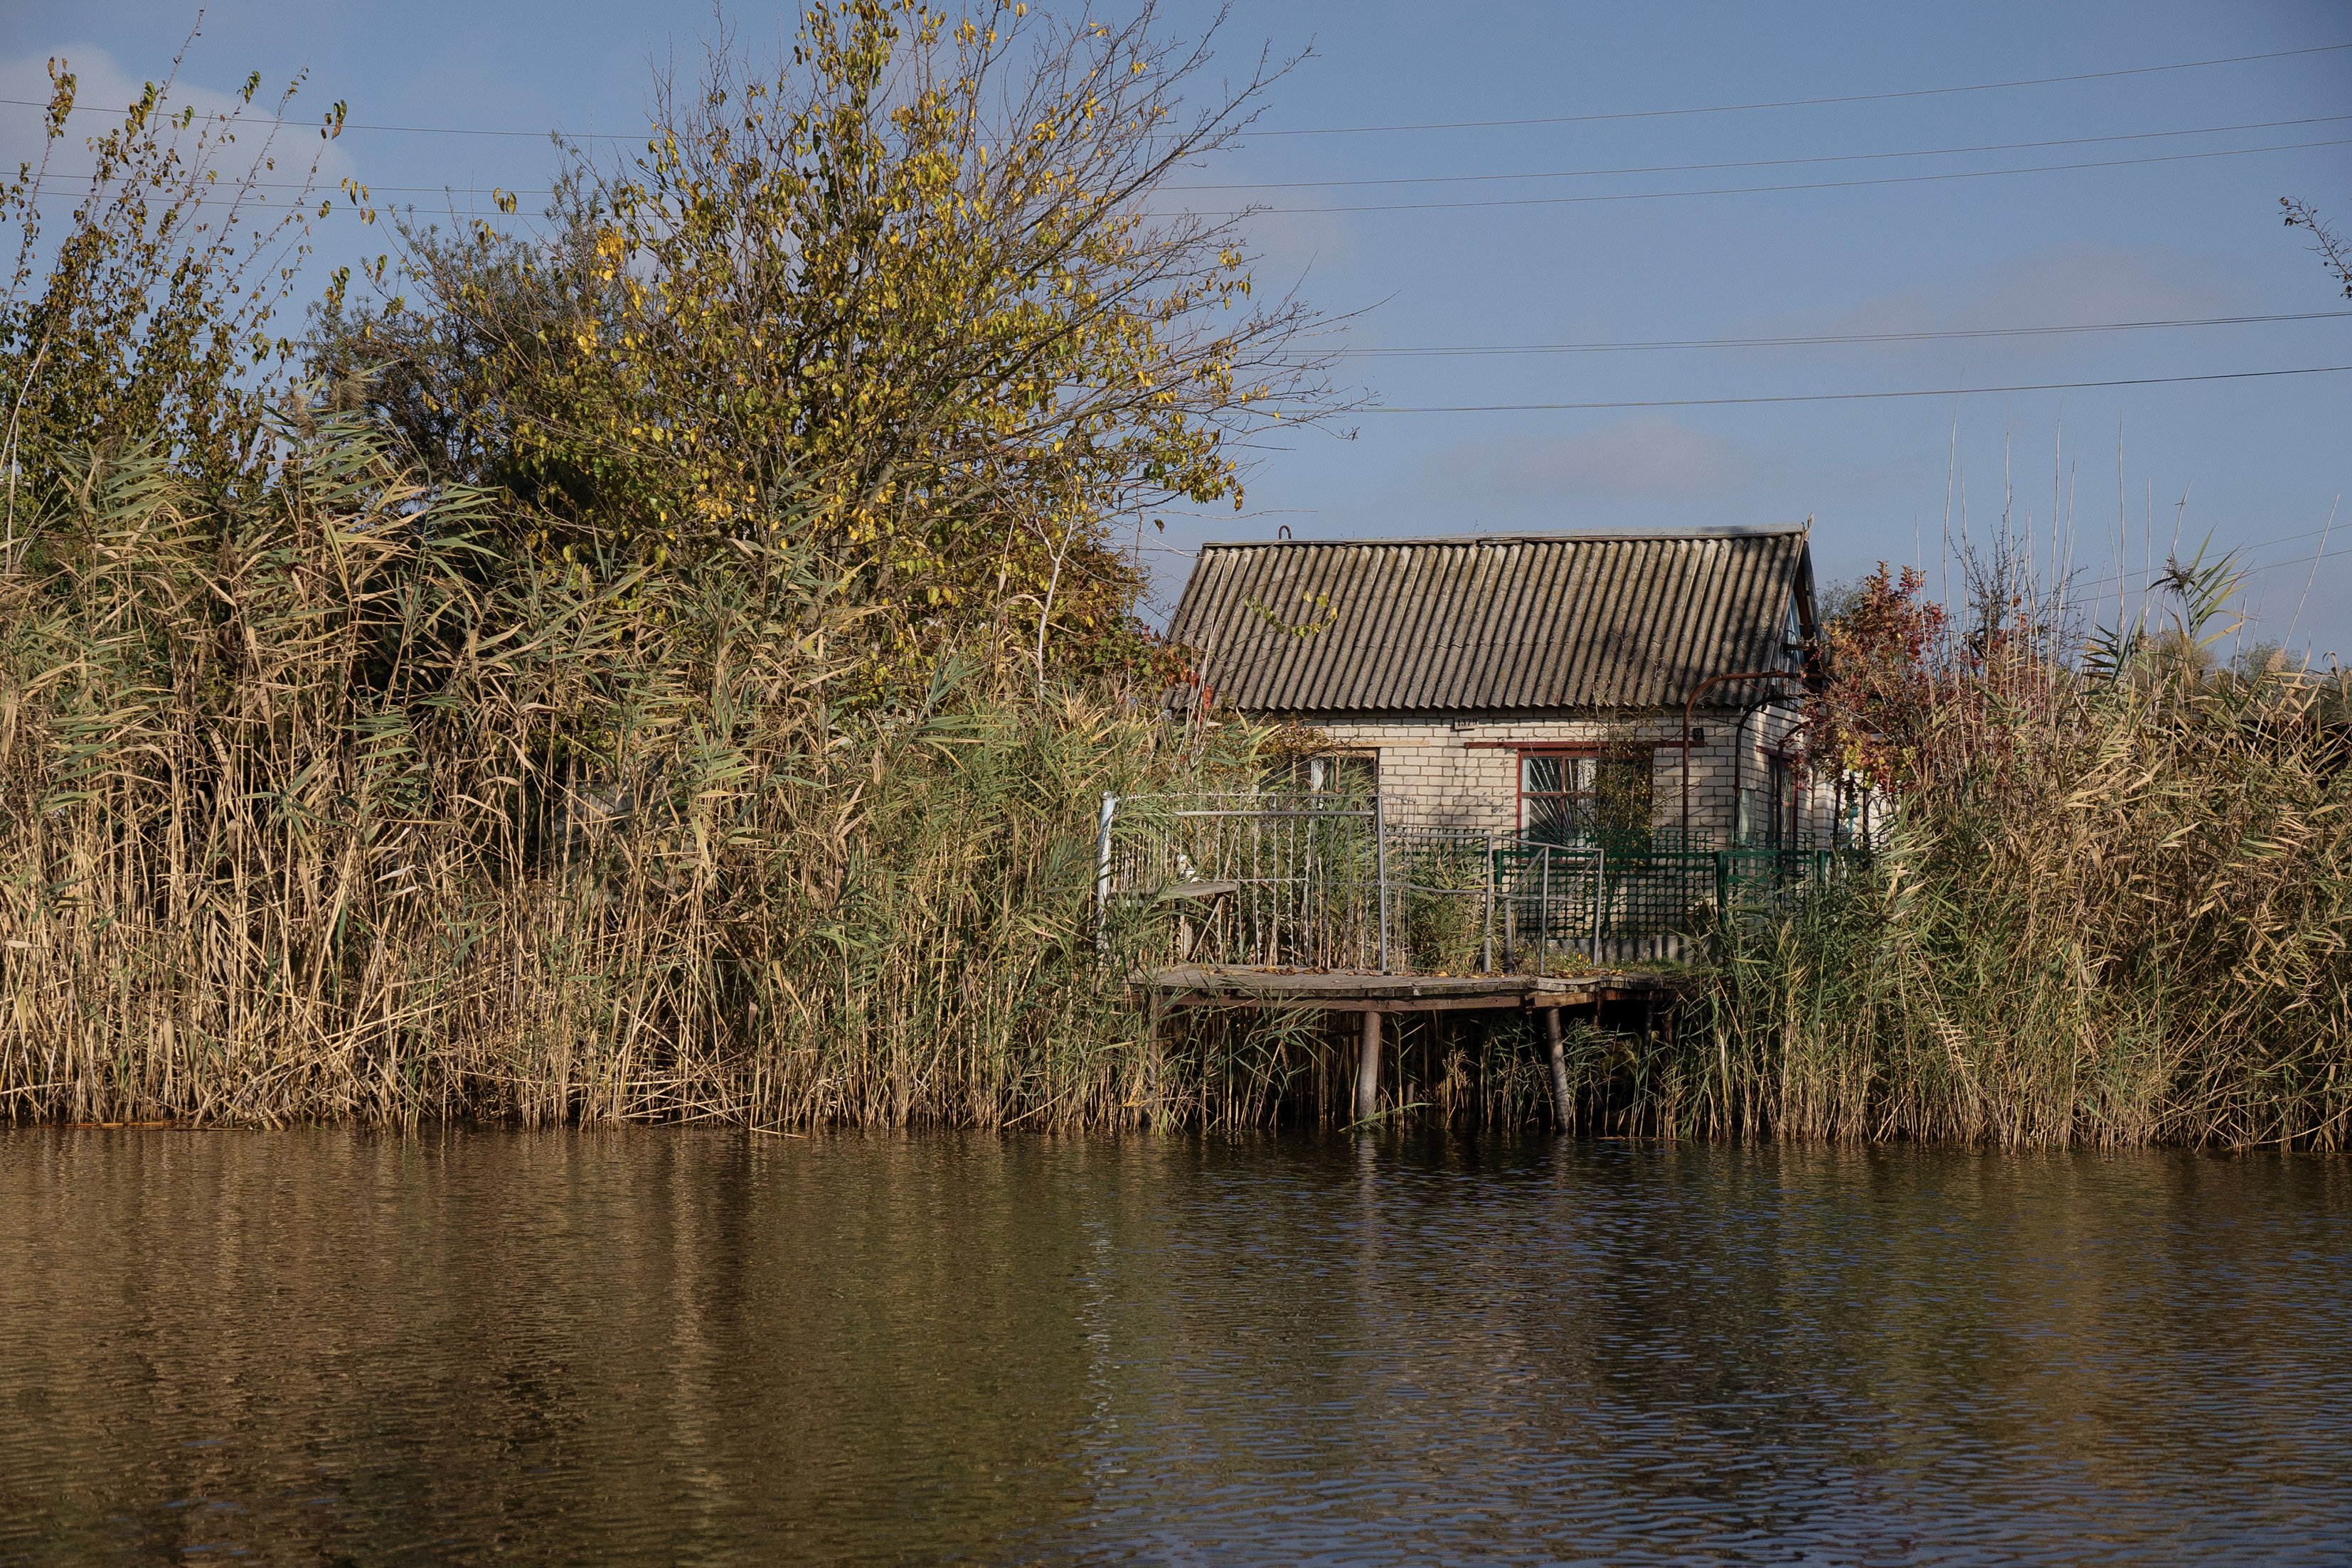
<box><xmin>0</xmin><ymin>420</ymin><xmax>1214</xmax><ymax>1129</ymax></box>
<box><xmin>6</xmin><ymin>12</ymin><xmax>2351</xmax><ymax>1144</ymax></box>
<box><xmin>5</xmin><ymin>427</ymin><xmax>2349</xmax><ymax>1140</ymax></box>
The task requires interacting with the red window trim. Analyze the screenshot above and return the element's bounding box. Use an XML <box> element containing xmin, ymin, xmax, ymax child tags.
<box><xmin>1462</xmin><ymin>735</ymin><xmax>1702</xmax><ymax>750</ymax></box>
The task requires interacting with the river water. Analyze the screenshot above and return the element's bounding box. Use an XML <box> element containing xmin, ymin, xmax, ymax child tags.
<box><xmin>1</xmin><ymin>1131</ymin><xmax>2347</xmax><ymax>1565</ymax></box>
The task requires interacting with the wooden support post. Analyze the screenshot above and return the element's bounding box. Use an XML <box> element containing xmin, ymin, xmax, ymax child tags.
<box><xmin>1543</xmin><ymin>1006</ymin><xmax>1572</xmax><ymax>1129</ymax></box>
<box><xmin>1355</xmin><ymin>1008</ymin><xmax>1383</xmax><ymax>1124</ymax></box>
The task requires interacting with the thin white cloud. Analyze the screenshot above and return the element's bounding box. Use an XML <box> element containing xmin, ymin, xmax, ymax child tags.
<box><xmin>1433</xmin><ymin>417</ymin><xmax>1773</xmax><ymax>499</ymax></box>
<box><xmin>1744</xmin><ymin>240</ymin><xmax>2246</xmax><ymax>348</ymax></box>
<box><xmin>0</xmin><ymin>44</ymin><xmax>357</xmax><ymax>206</ymax></box>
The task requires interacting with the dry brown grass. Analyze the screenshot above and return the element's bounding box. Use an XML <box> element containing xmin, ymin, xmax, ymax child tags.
<box><xmin>10</xmin><ymin>423</ymin><xmax>2348</xmax><ymax>1143</ymax></box>
<box><xmin>0</xmin><ymin>420</ymin><xmax>1235</xmax><ymax>1129</ymax></box>
<box><xmin>1671</xmin><ymin>639</ymin><xmax>2352</xmax><ymax>1147</ymax></box>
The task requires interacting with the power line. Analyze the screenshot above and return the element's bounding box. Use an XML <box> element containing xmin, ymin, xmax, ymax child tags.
<box><xmin>1203</xmin><ymin>135</ymin><xmax>2352</xmax><ymax>215</ymax></box>
<box><xmin>1247</xmin><ymin>41</ymin><xmax>2352</xmax><ymax>137</ymax></box>
<box><xmin>1178</xmin><ymin>112</ymin><xmax>2352</xmax><ymax>191</ymax></box>
<box><xmin>3</xmin><ymin>41</ymin><xmax>2344</xmax><ymax>146</ymax></box>
<box><xmin>2074</xmin><ymin>517</ymin><xmax>2349</xmax><ymax>597</ymax></box>
<box><xmin>1363</xmin><ymin>364</ymin><xmax>2352</xmax><ymax>412</ymax></box>
<box><xmin>109</xmin><ymin>127</ymin><xmax>2336</xmax><ymax>222</ymax></box>
<box><xmin>1336</xmin><ymin>310</ymin><xmax>2352</xmax><ymax>358</ymax></box>
<box><xmin>2080</xmin><ymin>554</ymin><xmax>2340</xmax><ymax>608</ymax></box>
<box><xmin>28</xmin><ymin>112</ymin><xmax>2348</xmax><ymax>206</ymax></box>
<box><xmin>2245</xmin><ymin>541</ymin><xmax>2352</xmax><ymax>579</ymax></box>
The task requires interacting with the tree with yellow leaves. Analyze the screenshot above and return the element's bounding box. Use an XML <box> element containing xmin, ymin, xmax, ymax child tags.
<box><xmin>314</xmin><ymin>1</ymin><xmax>1339</xmax><ymax>688</ymax></box>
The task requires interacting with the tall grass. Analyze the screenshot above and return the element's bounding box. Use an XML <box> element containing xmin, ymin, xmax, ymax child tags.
<box><xmin>1731</xmin><ymin>662</ymin><xmax>2352</xmax><ymax>1147</ymax></box>
<box><xmin>0</xmin><ymin>420</ymin><xmax>1233</xmax><ymax>1129</ymax></box>
<box><xmin>1575</xmin><ymin>592</ymin><xmax>2352</xmax><ymax>1148</ymax></box>
<box><xmin>9</xmin><ymin>422</ymin><xmax>2350</xmax><ymax>1142</ymax></box>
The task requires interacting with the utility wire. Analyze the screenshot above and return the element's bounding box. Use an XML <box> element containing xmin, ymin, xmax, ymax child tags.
<box><xmin>1247</xmin><ymin>41</ymin><xmax>2352</xmax><ymax>137</ymax></box>
<box><xmin>1178</xmin><ymin>112</ymin><xmax>2352</xmax><ymax>191</ymax></box>
<box><xmin>36</xmin><ymin>127</ymin><xmax>2331</xmax><ymax>223</ymax></box>
<box><xmin>1196</xmin><ymin>135</ymin><xmax>2352</xmax><ymax>215</ymax></box>
<box><xmin>1338</xmin><ymin>310</ymin><xmax>2352</xmax><ymax>358</ymax></box>
<box><xmin>1</xmin><ymin>41</ymin><xmax>2343</xmax><ymax>144</ymax></box>
<box><xmin>29</xmin><ymin>112</ymin><xmax>2346</xmax><ymax>203</ymax></box>
<box><xmin>0</xmin><ymin>97</ymin><xmax>591</xmax><ymax>142</ymax></box>
<box><xmin>2075</xmin><ymin>518</ymin><xmax>2351</xmax><ymax>599</ymax></box>
<box><xmin>1363</xmin><ymin>364</ymin><xmax>2352</xmax><ymax>412</ymax></box>
<box><xmin>48</xmin><ymin>110</ymin><xmax>2339</xmax><ymax>202</ymax></box>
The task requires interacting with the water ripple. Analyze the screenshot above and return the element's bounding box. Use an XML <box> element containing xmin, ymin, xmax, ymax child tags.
<box><xmin>0</xmin><ymin>1131</ymin><xmax>2346</xmax><ymax>1564</ymax></box>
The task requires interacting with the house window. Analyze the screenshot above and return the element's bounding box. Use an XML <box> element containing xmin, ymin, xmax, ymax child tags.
<box><xmin>1520</xmin><ymin>750</ymin><xmax>1652</xmax><ymax>846</ymax></box>
<box><xmin>1767</xmin><ymin>753</ymin><xmax>1797</xmax><ymax>846</ymax></box>
<box><xmin>1740</xmin><ymin>754</ymin><xmax>1799</xmax><ymax>846</ymax></box>
<box><xmin>1310</xmin><ymin>753</ymin><xmax>1378</xmax><ymax>796</ymax></box>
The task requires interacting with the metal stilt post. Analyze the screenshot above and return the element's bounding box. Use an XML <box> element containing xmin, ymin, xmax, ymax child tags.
<box><xmin>1092</xmin><ymin>794</ymin><xmax>1117</xmax><ymax>955</ymax></box>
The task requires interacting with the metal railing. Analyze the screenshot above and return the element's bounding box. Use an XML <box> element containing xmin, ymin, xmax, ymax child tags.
<box><xmin>1097</xmin><ymin>792</ymin><xmax>1858</xmax><ymax>974</ymax></box>
<box><xmin>1095</xmin><ymin>791</ymin><xmax>1383</xmax><ymax>970</ymax></box>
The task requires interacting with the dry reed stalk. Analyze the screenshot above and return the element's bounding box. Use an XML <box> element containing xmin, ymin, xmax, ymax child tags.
<box><xmin>0</xmin><ymin>422</ymin><xmax>1280</xmax><ymax>1131</ymax></box>
<box><xmin>10</xmin><ymin>423</ymin><xmax>2348</xmax><ymax>1142</ymax></box>
<box><xmin>1696</xmin><ymin>637</ymin><xmax>2352</xmax><ymax>1148</ymax></box>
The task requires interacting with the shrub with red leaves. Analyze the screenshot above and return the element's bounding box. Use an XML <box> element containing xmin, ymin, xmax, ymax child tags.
<box><xmin>1814</xmin><ymin>565</ymin><xmax>1952</xmax><ymax>794</ymax></box>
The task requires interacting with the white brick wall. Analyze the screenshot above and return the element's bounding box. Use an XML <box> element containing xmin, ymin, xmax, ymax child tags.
<box><xmin>1309</xmin><ymin>708</ymin><xmax>1836</xmax><ymax>845</ymax></box>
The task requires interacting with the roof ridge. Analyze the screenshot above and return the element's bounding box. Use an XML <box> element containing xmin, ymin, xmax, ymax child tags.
<box><xmin>1198</xmin><ymin>525</ymin><xmax>1809</xmax><ymax>549</ymax></box>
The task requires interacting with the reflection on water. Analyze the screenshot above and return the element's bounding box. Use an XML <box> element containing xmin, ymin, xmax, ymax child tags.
<box><xmin>1</xmin><ymin>1131</ymin><xmax>2347</xmax><ymax>1564</ymax></box>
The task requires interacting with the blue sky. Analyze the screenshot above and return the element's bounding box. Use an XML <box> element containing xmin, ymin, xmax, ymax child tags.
<box><xmin>6</xmin><ymin>1</ymin><xmax>2349</xmax><ymax>654</ymax></box>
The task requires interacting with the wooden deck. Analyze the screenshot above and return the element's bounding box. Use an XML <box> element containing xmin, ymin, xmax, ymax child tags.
<box><xmin>1136</xmin><ymin>965</ymin><xmax>1691</xmax><ymax>1124</ymax></box>
<box><xmin>1138</xmin><ymin>964</ymin><xmax>1681</xmax><ymax>1014</ymax></box>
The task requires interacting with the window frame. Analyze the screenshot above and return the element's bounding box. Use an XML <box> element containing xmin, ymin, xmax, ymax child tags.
<box><xmin>1517</xmin><ymin>744</ymin><xmax>1656</xmax><ymax>844</ymax></box>
<box><xmin>1518</xmin><ymin>746</ymin><xmax>1592</xmax><ymax>843</ymax></box>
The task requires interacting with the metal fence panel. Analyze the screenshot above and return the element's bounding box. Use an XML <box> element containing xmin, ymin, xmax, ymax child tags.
<box><xmin>1099</xmin><ymin>794</ymin><xmax>1860</xmax><ymax>973</ymax></box>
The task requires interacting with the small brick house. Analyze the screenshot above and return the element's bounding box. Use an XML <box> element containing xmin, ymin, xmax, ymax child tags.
<box><xmin>1165</xmin><ymin>526</ymin><xmax>1832</xmax><ymax>847</ymax></box>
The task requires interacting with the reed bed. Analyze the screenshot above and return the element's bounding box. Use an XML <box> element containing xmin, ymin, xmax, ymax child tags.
<box><xmin>1560</xmin><ymin>640</ymin><xmax>2352</xmax><ymax>1148</ymax></box>
<box><xmin>7</xmin><ymin>425</ymin><xmax>2350</xmax><ymax>1141</ymax></box>
<box><xmin>0</xmin><ymin>420</ymin><xmax>1235</xmax><ymax>1130</ymax></box>
<box><xmin>0</xmin><ymin>419</ymin><xmax>1550</xmax><ymax>1133</ymax></box>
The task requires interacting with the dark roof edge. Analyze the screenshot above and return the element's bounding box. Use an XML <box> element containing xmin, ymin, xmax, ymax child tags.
<box><xmin>1231</xmin><ymin>699</ymin><xmax>1802</xmax><ymax>721</ymax></box>
<box><xmin>1196</xmin><ymin>525</ymin><xmax>1811</xmax><ymax>550</ymax></box>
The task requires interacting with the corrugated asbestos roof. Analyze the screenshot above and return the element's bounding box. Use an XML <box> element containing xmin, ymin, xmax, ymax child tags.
<box><xmin>1165</xmin><ymin>527</ymin><xmax>1814</xmax><ymax>715</ymax></box>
